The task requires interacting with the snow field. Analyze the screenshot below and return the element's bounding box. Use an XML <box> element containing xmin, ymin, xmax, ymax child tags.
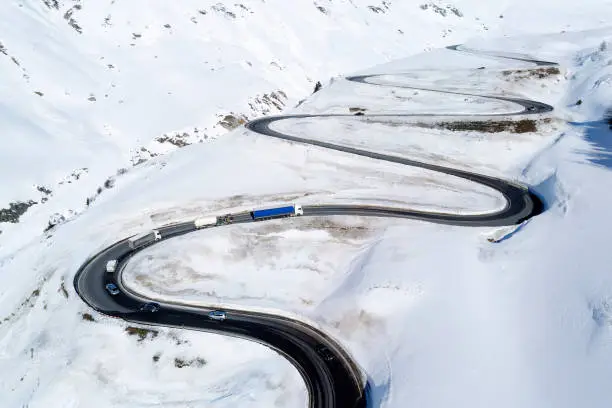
<box><xmin>2</xmin><ymin>2</ymin><xmax>612</xmax><ymax>407</ymax></box>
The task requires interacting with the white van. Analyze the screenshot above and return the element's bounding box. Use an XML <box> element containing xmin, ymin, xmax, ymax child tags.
<box><xmin>106</xmin><ymin>259</ymin><xmax>118</xmax><ymax>273</ymax></box>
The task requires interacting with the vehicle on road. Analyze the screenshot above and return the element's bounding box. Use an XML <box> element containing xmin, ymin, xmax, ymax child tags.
<box><xmin>105</xmin><ymin>283</ymin><xmax>120</xmax><ymax>295</ymax></box>
<box><xmin>105</xmin><ymin>259</ymin><xmax>118</xmax><ymax>273</ymax></box>
<box><xmin>139</xmin><ymin>302</ymin><xmax>161</xmax><ymax>313</ymax></box>
<box><xmin>208</xmin><ymin>310</ymin><xmax>227</xmax><ymax>321</ymax></box>
<box><xmin>194</xmin><ymin>216</ymin><xmax>218</xmax><ymax>229</ymax></box>
<box><xmin>217</xmin><ymin>214</ymin><xmax>235</xmax><ymax>225</ymax></box>
<box><xmin>128</xmin><ymin>230</ymin><xmax>162</xmax><ymax>249</ymax></box>
<box><xmin>315</xmin><ymin>344</ymin><xmax>335</xmax><ymax>361</ymax></box>
<box><xmin>250</xmin><ymin>204</ymin><xmax>303</xmax><ymax>221</ymax></box>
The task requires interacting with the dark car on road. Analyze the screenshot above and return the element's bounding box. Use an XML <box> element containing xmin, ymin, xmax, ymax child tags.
<box><xmin>315</xmin><ymin>344</ymin><xmax>336</xmax><ymax>362</ymax></box>
<box><xmin>139</xmin><ymin>302</ymin><xmax>161</xmax><ymax>313</ymax></box>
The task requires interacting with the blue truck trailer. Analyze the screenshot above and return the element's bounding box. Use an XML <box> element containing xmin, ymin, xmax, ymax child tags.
<box><xmin>250</xmin><ymin>204</ymin><xmax>303</xmax><ymax>221</ymax></box>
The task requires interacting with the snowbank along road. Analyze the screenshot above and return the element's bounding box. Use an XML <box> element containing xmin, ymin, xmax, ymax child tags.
<box><xmin>74</xmin><ymin>44</ymin><xmax>556</xmax><ymax>408</ymax></box>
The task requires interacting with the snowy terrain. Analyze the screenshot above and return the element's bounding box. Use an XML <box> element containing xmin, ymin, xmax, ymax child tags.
<box><xmin>2</xmin><ymin>0</ymin><xmax>612</xmax><ymax>242</ymax></box>
<box><xmin>2</xmin><ymin>1</ymin><xmax>612</xmax><ymax>408</ymax></box>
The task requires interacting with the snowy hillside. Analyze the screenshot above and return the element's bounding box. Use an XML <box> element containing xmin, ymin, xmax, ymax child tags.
<box><xmin>2</xmin><ymin>1</ymin><xmax>612</xmax><ymax>407</ymax></box>
<box><xmin>2</xmin><ymin>0</ymin><xmax>612</xmax><ymax>247</ymax></box>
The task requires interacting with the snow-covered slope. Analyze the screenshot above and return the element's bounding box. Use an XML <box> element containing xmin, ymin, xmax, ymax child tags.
<box><xmin>2</xmin><ymin>1</ymin><xmax>612</xmax><ymax>407</ymax></box>
<box><xmin>2</xmin><ymin>0</ymin><xmax>612</xmax><ymax>246</ymax></box>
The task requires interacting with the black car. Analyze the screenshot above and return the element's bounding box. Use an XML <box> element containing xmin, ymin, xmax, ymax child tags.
<box><xmin>315</xmin><ymin>344</ymin><xmax>335</xmax><ymax>362</ymax></box>
<box><xmin>139</xmin><ymin>302</ymin><xmax>161</xmax><ymax>313</ymax></box>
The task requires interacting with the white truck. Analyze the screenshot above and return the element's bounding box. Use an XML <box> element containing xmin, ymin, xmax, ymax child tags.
<box><xmin>128</xmin><ymin>230</ymin><xmax>162</xmax><ymax>250</ymax></box>
<box><xmin>105</xmin><ymin>259</ymin><xmax>118</xmax><ymax>273</ymax></box>
<box><xmin>194</xmin><ymin>216</ymin><xmax>218</xmax><ymax>229</ymax></box>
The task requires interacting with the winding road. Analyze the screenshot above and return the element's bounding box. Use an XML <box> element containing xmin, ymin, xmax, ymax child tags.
<box><xmin>74</xmin><ymin>45</ymin><xmax>556</xmax><ymax>408</ymax></box>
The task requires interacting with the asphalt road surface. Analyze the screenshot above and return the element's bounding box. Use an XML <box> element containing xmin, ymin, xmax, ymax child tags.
<box><xmin>74</xmin><ymin>45</ymin><xmax>557</xmax><ymax>408</ymax></box>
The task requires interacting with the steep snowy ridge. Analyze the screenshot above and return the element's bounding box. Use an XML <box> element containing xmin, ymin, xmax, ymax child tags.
<box><xmin>2</xmin><ymin>1</ymin><xmax>612</xmax><ymax>407</ymax></box>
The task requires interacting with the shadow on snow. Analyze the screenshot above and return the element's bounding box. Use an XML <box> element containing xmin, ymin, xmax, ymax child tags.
<box><xmin>571</xmin><ymin>116</ymin><xmax>612</xmax><ymax>169</ymax></box>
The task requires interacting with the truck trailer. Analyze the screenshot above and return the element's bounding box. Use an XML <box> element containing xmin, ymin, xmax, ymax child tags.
<box><xmin>128</xmin><ymin>230</ymin><xmax>162</xmax><ymax>249</ymax></box>
<box><xmin>250</xmin><ymin>204</ymin><xmax>303</xmax><ymax>221</ymax></box>
<box><xmin>194</xmin><ymin>216</ymin><xmax>218</xmax><ymax>229</ymax></box>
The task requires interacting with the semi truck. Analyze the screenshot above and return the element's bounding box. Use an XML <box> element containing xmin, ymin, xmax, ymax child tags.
<box><xmin>128</xmin><ymin>230</ymin><xmax>161</xmax><ymax>249</ymax></box>
<box><xmin>250</xmin><ymin>204</ymin><xmax>303</xmax><ymax>221</ymax></box>
<box><xmin>217</xmin><ymin>214</ymin><xmax>235</xmax><ymax>225</ymax></box>
<box><xmin>194</xmin><ymin>216</ymin><xmax>218</xmax><ymax>229</ymax></box>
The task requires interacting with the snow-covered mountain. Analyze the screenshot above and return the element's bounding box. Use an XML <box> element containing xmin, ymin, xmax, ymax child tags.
<box><xmin>2</xmin><ymin>1</ymin><xmax>612</xmax><ymax>407</ymax></box>
<box><xmin>2</xmin><ymin>0</ymin><xmax>611</xmax><ymax>241</ymax></box>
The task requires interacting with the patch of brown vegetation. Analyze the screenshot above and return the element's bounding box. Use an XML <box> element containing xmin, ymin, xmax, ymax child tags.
<box><xmin>502</xmin><ymin>67</ymin><xmax>560</xmax><ymax>79</ymax></box>
<box><xmin>248</xmin><ymin>91</ymin><xmax>287</xmax><ymax>114</ymax></box>
<box><xmin>58</xmin><ymin>280</ymin><xmax>69</xmax><ymax>299</ymax></box>
<box><xmin>217</xmin><ymin>113</ymin><xmax>248</xmax><ymax>130</ymax></box>
<box><xmin>156</xmin><ymin>133</ymin><xmax>190</xmax><ymax>147</ymax></box>
<box><xmin>174</xmin><ymin>357</ymin><xmax>207</xmax><ymax>368</ymax></box>
<box><xmin>125</xmin><ymin>326</ymin><xmax>159</xmax><ymax>341</ymax></box>
<box><xmin>1</xmin><ymin>288</ymin><xmax>41</xmax><ymax>324</ymax></box>
<box><xmin>426</xmin><ymin>119</ymin><xmax>539</xmax><ymax>134</ymax></box>
<box><xmin>81</xmin><ymin>313</ymin><xmax>95</xmax><ymax>322</ymax></box>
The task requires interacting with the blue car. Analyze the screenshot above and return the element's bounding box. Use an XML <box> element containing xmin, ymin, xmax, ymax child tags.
<box><xmin>105</xmin><ymin>283</ymin><xmax>120</xmax><ymax>295</ymax></box>
<box><xmin>208</xmin><ymin>310</ymin><xmax>227</xmax><ymax>321</ymax></box>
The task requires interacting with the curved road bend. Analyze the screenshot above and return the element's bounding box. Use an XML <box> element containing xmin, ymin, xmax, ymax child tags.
<box><xmin>75</xmin><ymin>222</ymin><xmax>365</xmax><ymax>408</ymax></box>
<box><xmin>74</xmin><ymin>46</ymin><xmax>557</xmax><ymax>408</ymax></box>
